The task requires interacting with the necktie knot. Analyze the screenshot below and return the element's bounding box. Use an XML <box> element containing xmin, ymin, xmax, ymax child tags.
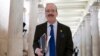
<box><xmin>50</xmin><ymin>25</ymin><xmax>53</xmax><ymax>29</ymax></box>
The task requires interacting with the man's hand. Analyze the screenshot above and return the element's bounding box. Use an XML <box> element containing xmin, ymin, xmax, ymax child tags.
<box><xmin>35</xmin><ymin>48</ymin><xmax>43</xmax><ymax>56</ymax></box>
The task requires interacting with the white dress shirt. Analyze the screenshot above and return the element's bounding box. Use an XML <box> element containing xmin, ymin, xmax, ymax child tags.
<box><xmin>45</xmin><ymin>21</ymin><xmax>58</xmax><ymax>56</ymax></box>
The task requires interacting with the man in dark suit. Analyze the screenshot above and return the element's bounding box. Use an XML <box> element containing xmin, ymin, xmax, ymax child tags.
<box><xmin>33</xmin><ymin>3</ymin><xmax>73</xmax><ymax>56</ymax></box>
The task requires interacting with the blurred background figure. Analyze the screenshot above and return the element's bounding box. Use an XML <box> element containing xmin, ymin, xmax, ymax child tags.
<box><xmin>73</xmin><ymin>47</ymin><xmax>79</xmax><ymax>56</ymax></box>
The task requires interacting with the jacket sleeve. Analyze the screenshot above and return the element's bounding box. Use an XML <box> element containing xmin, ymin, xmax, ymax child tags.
<box><xmin>33</xmin><ymin>26</ymin><xmax>40</xmax><ymax>56</ymax></box>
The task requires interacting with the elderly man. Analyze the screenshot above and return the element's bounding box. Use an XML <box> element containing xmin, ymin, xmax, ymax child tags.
<box><xmin>33</xmin><ymin>3</ymin><xmax>73</xmax><ymax>56</ymax></box>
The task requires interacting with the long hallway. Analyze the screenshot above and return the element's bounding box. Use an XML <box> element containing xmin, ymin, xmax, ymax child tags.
<box><xmin>0</xmin><ymin>0</ymin><xmax>100</xmax><ymax>56</ymax></box>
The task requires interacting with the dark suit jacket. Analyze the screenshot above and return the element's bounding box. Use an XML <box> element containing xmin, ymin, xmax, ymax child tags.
<box><xmin>33</xmin><ymin>22</ymin><xmax>73</xmax><ymax>56</ymax></box>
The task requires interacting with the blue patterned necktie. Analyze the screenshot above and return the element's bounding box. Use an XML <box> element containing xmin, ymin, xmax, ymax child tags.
<box><xmin>49</xmin><ymin>25</ymin><xmax>56</xmax><ymax>56</ymax></box>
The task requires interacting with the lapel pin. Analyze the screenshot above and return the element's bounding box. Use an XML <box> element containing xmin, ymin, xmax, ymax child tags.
<box><xmin>60</xmin><ymin>30</ymin><xmax>62</xmax><ymax>32</ymax></box>
<box><xmin>60</xmin><ymin>30</ymin><xmax>64</xmax><ymax>38</ymax></box>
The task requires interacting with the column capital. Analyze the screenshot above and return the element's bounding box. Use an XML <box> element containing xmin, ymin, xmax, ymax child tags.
<box><xmin>84</xmin><ymin>13</ymin><xmax>90</xmax><ymax>22</ymax></box>
<box><xmin>80</xmin><ymin>21</ymin><xmax>84</xmax><ymax>29</ymax></box>
<box><xmin>82</xmin><ymin>20</ymin><xmax>85</xmax><ymax>26</ymax></box>
<box><xmin>89</xmin><ymin>2</ymin><xmax>99</xmax><ymax>13</ymax></box>
<box><xmin>98</xmin><ymin>0</ymin><xmax>100</xmax><ymax>2</ymax></box>
<box><xmin>79</xmin><ymin>21</ymin><xmax>85</xmax><ymax>31</ymax></box>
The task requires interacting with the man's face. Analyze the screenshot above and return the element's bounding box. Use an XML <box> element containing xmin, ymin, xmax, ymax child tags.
<box><xmin>45</xmin><ymin>3</ymin><xmax>58</xmax><ymax>23</ymax></box>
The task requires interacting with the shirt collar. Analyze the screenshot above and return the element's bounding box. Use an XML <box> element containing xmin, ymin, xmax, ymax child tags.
<box><xmin>47</xmin><ymin>21</ymin><xmax>57</xmax><ymax>27</ymax></box>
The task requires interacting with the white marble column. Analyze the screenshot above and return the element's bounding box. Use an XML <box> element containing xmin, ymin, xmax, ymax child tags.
<box><xmin>79</xmin><ymin>25</ymin><xmax>82</xmax><ymax>56</ymax></box>
<box><xmin>7</xmin><ymin>0</ymin><xmax>24</xmax><ymax>56</ymax></box>
<box><xmin>84</xmin><ymin>14</ymin><xmax>92</xmax><ymax>56</ymax></box>
<box><xmin>81</xmin><ymin>21</ymin><xmax>86</xmax><ymax>56</ymax></box>
<box><xmin>78</xmin><ymin>27</ymin><xmax>82</xmax><ymax>56</ymax></box>
<box><xmin>0</xmin><ymin>0</ymin><xmax>10</xmax><ymax>56</ymax></box>
<box><xmin>27</xmin><ymin>0</ymin><xmax>38</xmax><ymax>56</ymax></box>
<box><xmin>89</xmin><ymin>3</ymin><xmax>99</xmax><ymax>56</ymax></box>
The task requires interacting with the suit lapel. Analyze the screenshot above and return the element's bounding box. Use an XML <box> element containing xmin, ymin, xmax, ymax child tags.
<box><xmin>41</xmin><ymin>22</ymin><xmax>47</xmax><ymax>35</ymax></box>
<box><xmin>56</xmin><ymin>22</ymin><xmax>61</xmax><ymax>55</ymax></box>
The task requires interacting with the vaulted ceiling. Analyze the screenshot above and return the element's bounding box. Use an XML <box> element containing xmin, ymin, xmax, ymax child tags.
<box><xmin>38</xmin><ymin>0</ymin><xmax>96</xmax><ymax>36</ymax></box>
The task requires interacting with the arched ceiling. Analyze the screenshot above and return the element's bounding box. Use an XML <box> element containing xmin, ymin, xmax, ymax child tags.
<box><xmin>38</xmin><ymin>0</ymin><xmax>96</xmax><ymax>36</ymax></box>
